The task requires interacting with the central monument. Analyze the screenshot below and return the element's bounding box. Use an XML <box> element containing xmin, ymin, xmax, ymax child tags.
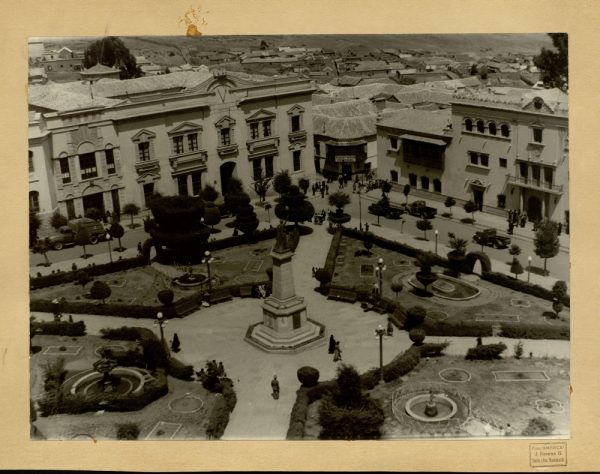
<box><xmin>245</xmin><ymin>224</ymin><xmax>325</xmax><ymax>352</ymax></box>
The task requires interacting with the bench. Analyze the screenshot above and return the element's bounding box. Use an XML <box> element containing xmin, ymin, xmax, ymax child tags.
<box><xmin>328</xmin><ymin>287</ymin><xmax>358</xmax><ymax>303</ymax></box>
<box><xmin>174</xmin><ymin>298</ymin><xmax>201</xmax><ymax>317</ymax></box>
<box><xmin>208</xmin><ymin>288</ymin><xmax>232</xmax><ymax>305</ymax></box>
<box><xmin>239</xmin><ymin>284</ymin><xmax>254</xmax><ymax>298</ymax></box>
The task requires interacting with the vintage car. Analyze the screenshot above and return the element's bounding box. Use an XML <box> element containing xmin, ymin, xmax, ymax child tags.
<box><xmin>47</xmin><ymin>218</ymin><xmax>107</xmax><ymax>250</ymax></box>
<box><xmin>402</xmin><ymin>200</ymin><xmax>437</xmax><ymax>219</ymax></box>
<box><xmin>473</xmin><ymin>229</ymin><xmax>511</xmax><ymax>249</ymax></box>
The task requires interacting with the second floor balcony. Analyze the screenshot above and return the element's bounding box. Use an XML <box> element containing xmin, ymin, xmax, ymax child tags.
<box><xmin>246</xmin><ymin>136</ymin><xmax>279</xmax><ymax>156</ymax></box>
<box><xmin>169</xmin><ymin>149</ymin><xmax>208</xmax><ymax>171</ymax></box>
<box><xmin>506</xmin><ymin>174</ymin><xmax>564</xmax><ymax>194</ymax></box>
<box><xmin>135</xmin><ymin>158</ymin><xmax>160</xmax><ymax>175</ymax></box>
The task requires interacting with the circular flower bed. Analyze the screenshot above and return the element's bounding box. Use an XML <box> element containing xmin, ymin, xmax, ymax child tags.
<box><xmin>168</xmin><ymin>393</ymin><xmax>204</xmax><ymax>414</ymax></box>
<box><xmin>439</xmin><ymin>368</ymin><xmax>472</xmax><ymax>383</ymax></box>
<box><xmin>535</xmin><ymin>399</ymin><xmax>564</xmax><ymax>414</ymax></box>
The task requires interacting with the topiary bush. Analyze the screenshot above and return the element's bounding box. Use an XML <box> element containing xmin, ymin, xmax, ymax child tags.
<box><xmin>522</xmin><ymin>416</ymin><xmax>554</xmax><ymax>436</ymax></box>
<box><xmin>167</xmin><ymin>357</ymin><xmax>194</xmax><ymax>380</ymax></box>
<box><xmin>157</xmin><ymin>289</ymin><xmax>175</xmax><ymax>306</ymax></box>
<box><xmin>465</xmin><ymin>342</ymin><xmax>507</xmax><ymax>360</ymax></box>
<box><xmin>419</xmin><ymin>341</ymin><xmax>449</xmax><ymax>357</ymax></box>
<box><xmin>297</xmin><ymin>366</ymin><xmax>320</xmax><ymax>387</ymax></box>
<box><xmin>32</xmin><ymin>320</ymin><xmax>86</xmax><ymax>337</ymax></box>
<box><xmin>405</xmin><ymin>306</ymin><xmax>427</xmax><ymax>329</ymax></box>
<box><xmin>116</xmin><ymin>422</ymin><xmax>140</xmax><ymax>440</ymax></box>
<box><xmin>318</xmin><ymin>395</ymin><xmax>384</xmax><ymax>440</ymax></box>
<box><xmin>409</xmin><ymin>328</ymin><xmax>426</xmax><ymax>345</ymax></box>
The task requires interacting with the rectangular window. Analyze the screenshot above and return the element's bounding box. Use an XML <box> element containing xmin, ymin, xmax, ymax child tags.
<box><xmin>531</xmin><ymin>164</ymin><xmax>541</xmax><ymax>184</ymax></box>
<box><xmin>291</xmin><ymin>115</ymin><xmax>301</xmax><ymax>132</ymax></box>
<box><xmin>265</xmin><ymin>156</ymin><xmax>274</xmax><ymax>178</ymax></box>
<box><xmin>178</xmin><ymin>176</ymin><xmax>188</xmax><ymax>196</ymax></box>
<box><xmin>389</xmin><ymin>136</ymin><xmax>398</xmax><ymax>149</ymax></box>
<box><xmin>469</xmin><ymin>152</ymin><xmax>478</xmax><ymax>165</ymax></box>
<box><xmin>191</xmin><ymin>172</ymin><xmax>202</xmax><ymax>196</ymax></box>
<box><xmin>533</xmin><ymin>128</ymin><xmax>543</xmax><ymax>143</ymax></box>
<box><xmin>65</xmin><ymin>199</ymin><xmax>75</xmax><ymax>219</ymax></box>
<box><xmin>293</xmin><ymin>150</ymin><xmax>301</xmax><ymax>171</ymax></box>
<box><xmin>544</xmin><ymin>167</ymin><xmax>554</xmax><ymax>184</ymax></box>
<box><xmin>409</xmin><ymin>173</ymin><xmax>417</xmax><ymax>187</ymax></box>
<box><xmin>499</xmin><ymin>157</ymin><xmax>507</xmax><ymax>168</ymax></box>
<box><xmin>497</xmin><ymin>194</ymin><xmax>506</xmax><ymax>208</ymax></box>
<box><xmin>263</xmin><ymin>120</ymin><xmax>272</xmax><ymax>137</ymax></box>
<box><xmin>250</xmin><ymin>122</ymin><xmax>260</xmax><ymax>140</ymax></box>
<box><xmin>480</xmin><ymin>154</ymin><xmax>489</xmax><ymax>167</ymax></box>
<box><xmin>173</xmin><ymin>136</ymin><xmax>184</xmax><ymax>154</ymax></box>
<box><xmin>138</xmin><ymin>142</ymin><xmax>150</xmax><ymax>161</ymax></box>
<box><xmin>79</xmin><ymin>152</ymin><xmax>98</xmax><ymax>180</ymax></box>
<box><xmin>519</xmin><ymin>162</ymin><xmax>529</xmax><ymax>179</ymax></box>
<box><xmin>143</xmin><ymin>183</ymin><xmax>154</xmax><ymax>206</ymax></box>
<box><xmin>59</xmin><ymin>158</ymin><xmax>71</xmax><ymax>184</ymax></box>
<box><xmin>105</xmin><ymin>149</ymin><xmax>116</xmax><ymax>175</ymax></box>
<box><xmin>220</xmin><ymin>128</ymin><xmax>231</xmax><ymax>146</ymax></box>
<box><xmin>420</xmin><ymin>176</ymin><xmax>429</xmax><ymax>190</ymax></box>
<box><xmin>252</xmin><ymin>159</ymin><xmax>262</xmax><ymax>181</ymax></box>
<box><xmin>433</xmin><ymin>178</ymin><xmax>442</xmax><ymax>193</ymax></box>
<box><xmin>390</xmin><ymin>170</ymin><xmax>398</xmax><ymax>182</ymax></box>
<box><xmin>187</xmin><ymin>133</ymin><xmax>198</xmax><ymax>152</ymax></box>
<box><xmin>29</xmin><ymin>151</ymin><xmax>34</xmax><ymax>172</ymax></box>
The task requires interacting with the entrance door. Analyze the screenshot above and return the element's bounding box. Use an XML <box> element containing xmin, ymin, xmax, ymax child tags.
<box><xmin>220</xmin><ymin>162</ymin><xmax>236</xmax><ymax>195</ymax></box>
<box><xmin>527</xmin><ymin>196</ymin><xmax>542</xmax><ymax>222</ymax></box>
<box><xmin>342</xmin><ymin>163</ymin><xmax>352</xmax><ymax>179</ymax></box>
<box><xmin>473</xmin><ymin>189</ymin><xmax>484</xmax><ymax>210</ymax></box>
<box><xmin>111</xmin><ymin>189</ymin><xmax>120</xmax><ymax>216</ymax></box>
<box><xmin>82</xmin><ymin>192</ymin><xmax>105</xmax><ymax>216</ymax></box>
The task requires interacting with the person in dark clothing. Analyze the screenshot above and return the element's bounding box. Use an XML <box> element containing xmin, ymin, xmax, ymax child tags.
<box><xmin>333</xmin><ymin>342</ymin><xmax>342</xmax><ymax>362</ymax></box>
<box><xmin>271</xmin><ymin>375</ymin><xmax>280</xmax><ymax>399</ymax></box>
<box><xmin>328</xmin><ymin>335</ymin><xmax>336</xmax><ymax>354</ymax></box>
<box><xmin>137</xmin><ymin>241</ymin><xmax>143</xmax><ymax>255</ymax></box>
<box><xmin>387</xmin><ymin>318</ymin><xmax>394</xmax><ymax>336</ymax></box>
<box><xmin>508</xmin><ymin>221</ymin><xmax>514</xmax><ymax>235</ymax></box>
<box><xmin>520</xmin><ymin>213</ymin><xmax>527</xmax><ymax>228</ymax></box>
<box><xmin>365</xmin><ymin>222</ymin><xmax>370</xmax><ymax>233</ymax></box>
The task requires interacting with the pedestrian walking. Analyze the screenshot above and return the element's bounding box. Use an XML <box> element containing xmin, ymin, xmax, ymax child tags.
<box><xmin>320</xmin><ymin>186</ymin><xmax>325</xmax><ymax>198</ymax></box>
<box><xmin>333</xmin><ymin>341</ymin><xmax>342</xmax><ymax>362</ymax></box>
<box><xmin>387</xmin><ymin>318</ymin><xmax>394</xmax><ymax>336</ymax></box>
<box><xmin>508</xmin><ymin>221</ymin><xmax>514</xmax><ymax>235</ymax></box>
<box><xmin>271</xmin><ymin>375</ymin><xmax>280</xmax><ymax>400</ymax></box>
<box><xmin>557</xmin><ymin>222</ymin><xmax>562</xmax><ymax>235</ymax></box>
<box><xmin>218</xmin><ymin>361</ymin><xmax>225</xmax><ymax>377</ymax></box>
<box><xmin>325</xmin><ymin>184</ymin><xmax>329</xmax><ymax>195</ymax></box>
<box><xmin>365</xmin><ymin>222</ymin><xmax>370</xmax><ymax>233</ymax></box>
<box><xmin>505</xmin><ymin>423</ymin><xmax>513</xmax><ymax>436</ymax></box>
<box><xmin>512</xmin><ymin>211</ymin><xmax>519</xmax><ymax>225</ymax></box>
<box><xmin>328</xmin><ymin>335</ymin><xmax>336</xmax><ymax>354</ymax></box>
<box><xmin>520</xmin><ymin>213</ymin><xmax>527</xmax><ymax>228</ymax></box>
<box><xmin>137</xmin><ymin>241</ymin><xmax>143</xmax><ymax>255</ymax></box>
<box><xmin>507</xmin><ymin>209</ymin><xmax>513</xmax><ymax>224</ymax></box>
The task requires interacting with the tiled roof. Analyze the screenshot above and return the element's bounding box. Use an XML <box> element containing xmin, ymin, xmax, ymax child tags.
<box><xmin>354</xmin><ymin>61</ymin><xmax>390</xmax><ymax>72</ymax></box>
<box><xmin>393</xmin><ymin>89</ymin><xmax>453</xmax><ymax>105</ymax></box>
<box><xmin>452</xmin><ymin>86</ymin><xmax>568</xmax><ymax>114</ymax></box>
<box><xmin>28</xmin><ymin>84</ymin><xmax>123</xmax><ymax>112</ymax></box>
<box><xmin>377</xmin><ymin>108</ymin><xmax>452</xmax><ymax>136</ymax></box>
<box><xmin>81</xmin><ymin>64</ymin><xmax>120</xmax><ymax>74</ymax></box>
<box><xmin>313</xmin><ymin>98</ymin><xmax>378</xmax><ymax>139</ymax></box>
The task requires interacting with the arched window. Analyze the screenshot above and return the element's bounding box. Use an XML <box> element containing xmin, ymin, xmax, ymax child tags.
<box><xmin>29</xmin><ymin>191</ymin><xmax>40</xmax><ymax>212</ymax></box>
<box><xmin>476</xmin><ymin>120</ymin><xmax>485</xmax><ymax>133</ymax></box>
<box><xmin>28</xmin><ymin>150</ymin><xmax>34</xmax><ymax>172</ymax></box>
<box><xmin>501</xmin><ymin>123</ymin><xmax>510</xmax><ymax>137</ymax></box>
<box><xmin>488</xmin><ymin>122</ymin><xmax>497</xmax><ymax>135</ymax></box>
<box><xmin>464</xmin><ymin>118</ymin><xmax>473</xmax><ymax>132</ymax></box>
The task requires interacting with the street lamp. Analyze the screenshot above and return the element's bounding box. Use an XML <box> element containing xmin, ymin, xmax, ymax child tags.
<box><xmin>375</xmin><ymin>257</ymin><xmax>387</xmax><ymax>297</ymax></box>
<box><xmin>202</xmin><ymin>250</ymin><xmax>215</xmax><ymax>290</ymax></box>
<box><xmin>154</xmin><ymin>311</ymin><xmax>168</xmax><ymax>347</ymax></box>
<box><xmin>106</xmin><ymin>232</ymin><xmax>113</xmax><ymax>263</ymax></box>
<box><xmin>400</xmin><ymin>218</ymin><xmax>405</xmax><ymax>234</ymax></box>
<box><xmin>528</xmin><ymin>256</ymin><xmax>532</xmax><ymax>283</ymax></box>
<box><xmin>434</xmin><ymin>229</ymin><xmax>438</xmax><ymax>255</ymax></box>
<box><xmin>374</xmin><ymin>324</ymin><xmax>386</xmax><ymax>384</ymax></box>
<box><xmin>358</xmin><ymin>188</ymin><xmax>363</xmax><ymax>232</ymax></box>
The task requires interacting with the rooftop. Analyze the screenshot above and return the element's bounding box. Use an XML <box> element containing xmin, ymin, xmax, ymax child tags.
<box><xmin>28</xmin><ymin>84</ymin><xmax>123</xmax><ymax>112</ymax></box>
<box><xmin>452</xmin><ymin>87</ymin><xmax>568</xmax><ymax>115</ymax></box>
<box><xmin>377</xmin><ymin>108</ymin><xmax>452</xmax><ymax>136</ymax></box>
<box><xmin>313</xmin><ymin>98</ymin><xmax>378</xmax><ymax>139</ymax></box>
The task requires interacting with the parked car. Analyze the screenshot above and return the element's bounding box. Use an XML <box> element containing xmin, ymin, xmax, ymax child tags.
<box><xmin>368</xmin><ymin>198</ymin><xmax>405</xmax><ymax>220</ymax></box>
<box><xmin>47</xmin><ymin>218</ymin><xmax>107</xmax><ymax>250</ymax></box>
<box><xmin>473</xmin><ymin>229</ymin><xmax>511</xmax><ymax>249</ymax></box>
<box><xmin>402</xmin><ymin>200</ymin><xmax>437</xmax><ymax>219</ymax></box>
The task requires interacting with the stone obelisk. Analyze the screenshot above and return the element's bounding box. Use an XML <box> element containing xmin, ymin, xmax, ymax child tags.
<box><xmin>246</xmin><ymin>224</ymin><xmax>324</xmax><ymax>352</ymax></box>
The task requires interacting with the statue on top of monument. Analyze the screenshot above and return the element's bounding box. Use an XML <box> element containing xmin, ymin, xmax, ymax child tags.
<box><xmin>273</xmin><ymin>220</ymin><xmax>290</xmax><ymax>254</ymax></box>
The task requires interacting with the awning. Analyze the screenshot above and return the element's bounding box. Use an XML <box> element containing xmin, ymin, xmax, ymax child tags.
<box><xmin>399</xmin><ymin>134</ymin><xmax>447</xmax><ymax>146</ymax></box>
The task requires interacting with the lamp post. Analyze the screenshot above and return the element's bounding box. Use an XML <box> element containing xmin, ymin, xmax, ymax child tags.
<box><xmin>375</xmin><ymin>257</ymin><xmax>387</xmax><ymax>297</ymax></box>
<box><xmin>400</xmin><ymin>218</ymin><xmax>405</xmax><ymax>234</ymax></box>
<box><xmin>202</xmin><ymin>250</ymin><xmax>215</xmax><ymax>290</ymax></box>
<box><xmin>105</xmin><ymin>232</ymin><xmax>113</xmax><ymax>263</ymax></box>
<box><xmin>527</xmin><ymin>256</ymin><xmax>532</xmax><ymax>283</ymax></box>
<box><xmin>374</xmin><ymin>324</ymin><xmax>386</xmax><ymax>384</ymax></box>
<box><xmin>358</xmin><ymin>188</ymin><xmax>363</xmax><ymax>232</ymax></box>
<box><xmin>154</xmin><ymin>311</ymin><xmax>168</xmax><ymax>347</ymax></box>
<box><xmin>434</xmin><ymin>229</ymin><xmax>438</xmax><ymax>255</ymax></box>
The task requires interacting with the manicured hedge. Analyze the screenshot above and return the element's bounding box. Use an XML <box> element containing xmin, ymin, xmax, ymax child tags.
<box><xmin>287</xmin><ymin>388</ymin><xmax>310</xmax><ymax>440</ymax></box>
<box><xmin>482</xmin><ymin>271</ymin><xmax>570</xmax><ymax>307</ymax></box>
<box><xmin>30</xmin><ymin>256</ymin><xmax>147</xmax><ymax>290</ymax></box>
<box><xmin>419</xmin><ymin>341</ymin><xmax>450</xmax><ymax>357</ymax></box>
<box><xmin>324</xmin><ymin>228</ymin><xmax>343</xmax><ymax>275</ymax></box>
<box><xmin>361</xmin><ymin>345</ymin><xmax>422</xmax><ymax>389</ymax></box>
<box><xmin>205</xmin><ymin>225</ymin><xmax>312</xmax><ymax>252</ymax></box>
<box><xmin>206</xmin><ymin>379</ymin><xmax>237</xmax><ymax>439</ymax></box>
<box><xmin>420</xmin><ymin>320</ymin><xmax>494</xmax><ymax>338</ymax></box>
<box><xmin>500</xmin><ymin>323</ymin><xmax>570</xmax><ymax>340</ymax></box>
<box><xmin>32</xmin><ymin>320</ymin><xmax>86</xmax><ymax>336</ymax></box>
<box><xmin>167</xmin><ymin>356</ymin><xmax>194</xmax><ymax>381</ymax></box>
<box><xmin>465</xmin><ymin>342</ymin><xmax>507</xmax><ymax>360</ymax></box>
<box><xmin>30</xmin><ymin>298</ymin><xmax>162</xmax><ymax>319</ymax></box>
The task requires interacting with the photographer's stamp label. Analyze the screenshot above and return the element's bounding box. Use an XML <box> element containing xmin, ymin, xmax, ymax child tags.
<box><xmin>530</xmin><ymin>442</ymin><xmax>567</xmax><ymax>467</ymax></box>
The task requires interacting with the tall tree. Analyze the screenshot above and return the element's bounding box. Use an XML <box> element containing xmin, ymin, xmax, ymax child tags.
<box><xmin>32</xmin><ymin>238</ymin><xmax>51</xmax><ymax>267</ymax></box>
<box><xmin>534</xmin><ymin>33</ymin><xmax>568</xmax><ymax>89</ymax></box>
<box><xmin>108</xmin><ymin>222</ymin><xmax>125</xmax><ymax>252</ymax></box>
<box><xmin>83</xmin><ymin>36</ymin><xmax>140</xmax><ymax>79</ymax></box>
<box><xmin>273</xmin><ymin>170</ymin><xmax>292</xmax><ymax>197</ymax></box>
<box><xmin>122</xmin><ymin>203</ymin><xmax>140</xmax><ymax>228</ymax></box>
<box><xmin>534</xmin><ymin>219</ymin><xmax>560</xmax><ymax>275</ymax></box>
<box><xmin>275</xmin><ymin>185</ymin><xmax>315</xmax><ymax>226</ymax></box>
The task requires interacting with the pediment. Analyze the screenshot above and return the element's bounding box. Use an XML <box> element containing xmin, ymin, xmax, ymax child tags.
<box><xmin>522</xmin><ymin>97</ymin><xmax>554</xmax><ymax>114</ymax></box>
<box><xmin>131</xmin><ymin>129</ymin><xmax>156</xmax><ymax>142</ymax></box>
<box><xmin>246</xmin><ymin>108</ymin><xmax>277</xmax><ymax>121</ymax></box>
<box><xmin>168</xmin><ymin>121</ymin><xmax>203</xmax><ymax>135</ymax></box>
<box><xmin>287</xmin><ymin>104</ymin><xmax>305</xmax><ymax>115</ymax></box>
<box><xmin>215</xmin><ymin>115</ymin><xmax>236</xmax><ymax>128</ymax></box>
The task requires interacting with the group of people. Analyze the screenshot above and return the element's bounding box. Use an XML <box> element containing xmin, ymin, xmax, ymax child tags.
<box><xmin>196</xmin><ymin>359</ymin><xmax>227</xmax><ymax>381</ymax></box>
<box><xmin>506</xmin><ymin>209</ymin><xmax>528</xmax><ymax>234</ymax></box>
<box><xmin>313</xmin><ymin>209</ymin><xmax>327</xmax><ymax>225</ymax></box>
<box><xmin>328</xmin><ymin>335</ymin><xmax>343</xmax><ymax>362</ymax></box>
<box><xmin>311</xmin><ymin>181</ymin><xmax>330</xmax><ymax>198</ymax></box>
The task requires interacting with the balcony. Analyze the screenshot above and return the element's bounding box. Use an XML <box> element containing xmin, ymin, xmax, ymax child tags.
<box><xmin>217</xmin><ymin>143</ymin><xmax>239</xmax><ymax>157</ymax></box>
<box><xmin>135</xmin><ymin>159</ymin><xmax>160</xmax><ymax>175</ymax></box>
<box><xmin>246</xmin><ymin>136</ymin><xmax>279</xmax><ymax>156</ymax></box>
<box><xmin>288</xmin><ymin>130</ymin><xmax>307</xmax><ymax>143</ymax></box>
<box><xmin>506</xmin><ymin>175</ymin><xmax>563</xmax><ymax>194</ymax></box>
<box><xmin>169</xmin><ymin>150</ymin><xmax>208</xmax><ymax>172</ymax></box>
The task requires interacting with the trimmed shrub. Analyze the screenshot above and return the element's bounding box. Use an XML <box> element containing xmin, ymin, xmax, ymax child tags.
<box><xmin>323</xmin><ymin>228</ymin><xmax>343</xmax><ymax>275</ymax></box>
<box><xmin>482</xmin><ymin>271</ymin><xmax>569</xmax><ymax>307</ymax></box>
<box><xmin>32</xmin><ymin>320</ymin><xmax>86</xmax><ymax>337</ymax></box>
<box><xmin>167</xmin><ymin>357</ymin><xmax>194</xmax><ymax>380</ymax></box>
<box><xmin>221</xmin><ymin>379</ymin><xmax>237</xmax><ymax>412</ymax></box>
<box><xmin>90</xmin><ymin>280</ymin><xmax>111</xmax><ymax>303</ymax></box>
<box><xmin>157</xmin><ymin>289</ymin><xmax>174</xmax><ymax>306</ymax></box>
<box><xmin>499</xmin><ymin>323</ymin><xmax>570</xmax><ymax>340</ymax></box>
<box><xmin>409</xmin><ymin>328</ymin><xmax>426</xmax><ymax>345</ymax></box>
<box><xmin>297</xmin><ymin>366</ymin><xmax>320</xmax><ymax>387</ymax></box>
<box><xmin>421</xmin><ymin>319</ymin><xmax>494</xmax><ymax>338</ymax></box>
<box><xmin>100</xmin><ymin>326</ymin><xmax>147</xmax><ymax>340</ymax></box>
<box><xmin>116</xmin><ymin>422</ymin><xmax>140</xmax><ymax>440</ymax></box>
<box><xmin>361</xmin><ymin>345</ymin><xmax>422</xmax><ymax>389</ymax></box>
<box><xmin>522</xmin><ymin>416</ymin><xmax>555</xmax><ymax>436</ymax></box>
<box><xmin>287</xmin><ymin>388</ymin><xmax>310</xmax><ymax>440</ymax></box>
<box><xmin>318</xmin><ymin>395</ymin><xmax>384</xmax><ymax>440</ymax></box>
<box><xmin>206</xmin><ymin>396</ymin><xmax>231</xmax><ymax>440</ymax></box>
<box><xmin>419</xmin><ymin>341</ymin><xmax>450</xmax><ymax>357</ymax></box>
<box><xmin>405</xmin><ymin>306</ymin><xmax>427</xmax><ymax>329</ymax></box>
<box><xmin>465</xmin><ymin>342</ymin><xmax>507</xmax><ymax>360</ymax></box>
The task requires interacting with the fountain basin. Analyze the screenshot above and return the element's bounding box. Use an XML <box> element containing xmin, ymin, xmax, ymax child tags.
<box><xmin>405</xmin><ymin>393</ymin><xmax>458</xmax><ymax>422</ymax></box>
<box><xmin>408</xmin><ymin>273</ymin><xmax>480</xmax><ymax>301</ymax></box>
<box><xmin>69</xmin><ymin>367</ymin><xmax>145</xmax><ymax>396</ymax></box>
<box><xmin>172</xmin><ymin>273</ymin><xmax>208</xmax><ymax>288</ymax></box>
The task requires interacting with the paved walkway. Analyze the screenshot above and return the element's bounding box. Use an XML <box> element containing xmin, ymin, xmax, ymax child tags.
<box><xmin>31</xmin><ymin>220</ymin><xmax>570</xmax><ymax>440</ymax></box>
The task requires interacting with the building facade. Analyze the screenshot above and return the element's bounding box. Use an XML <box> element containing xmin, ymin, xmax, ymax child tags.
<box><xmin>30</xmin><ymin>72</ymin><xmax>316</xmax><ymax>219</ymax></box>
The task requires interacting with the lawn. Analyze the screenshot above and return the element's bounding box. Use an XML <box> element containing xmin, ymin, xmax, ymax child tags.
<box><xmin>331</xmin><ymin>235</ymin><xmax>570</xmax><ymax>329</ymax></box>
<box><xmin>30</xmin><ymin>334</ymin><xmax>217</xmax><ymax>440</ymax></box>
<box><xmin>302</xmin><ymin>355</ymin><xmax>569</xmax><ymax>439</ymax></box>
<box><xmin>30</xmin><ymin>239</ymin><xmax>276</xmax><ymax>306</ymax></box>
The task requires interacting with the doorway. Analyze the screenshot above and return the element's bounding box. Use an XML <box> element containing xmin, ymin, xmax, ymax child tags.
<box><xmin>220</xmin><ymin>162</ymin><xmax>236</xmax><ymax>195</ymax></box>
<box><xmin>527</xmin><ymin>196</ymin><xmax>542</xmax><ymax>222</ymax></box>
<box><xmin>82</xmin><ymin>192</ymin><xmax>105</xmax><ymax>216</ymax></box>
<box><xmin>473</xmin><ymin>188</ymin><xmax>484</xmax><ymax>210</ymax></box>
